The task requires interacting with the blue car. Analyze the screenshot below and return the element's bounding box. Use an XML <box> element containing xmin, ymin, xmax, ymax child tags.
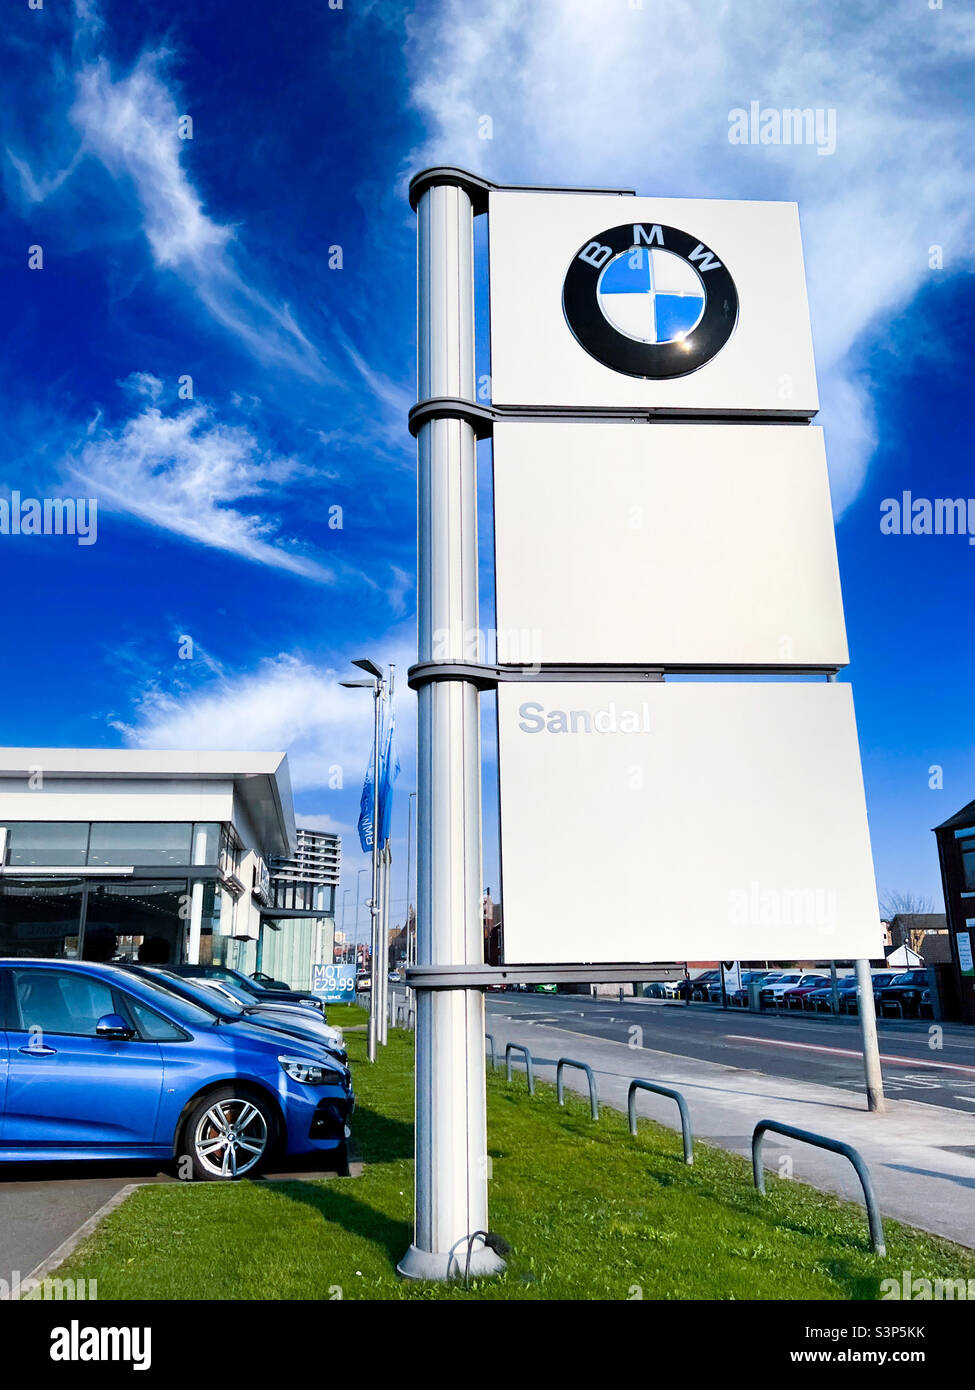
<box><xmin>0</xmin><ymin>958</ymin><xmax>354</xmax><ymax>1180</ymax></box>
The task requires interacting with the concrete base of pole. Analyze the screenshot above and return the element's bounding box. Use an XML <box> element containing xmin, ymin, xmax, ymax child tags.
<box><xmin>396</xmin><ymin>1242</ymin><xmax>507</xmax><ymax>1283</ymax></box>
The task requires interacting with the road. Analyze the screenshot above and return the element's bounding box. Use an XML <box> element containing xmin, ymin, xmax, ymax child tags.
<box><xmin>487</xmin><ymin>993</ymin><xmax>975</xmax><ymax>1115</ymax></box>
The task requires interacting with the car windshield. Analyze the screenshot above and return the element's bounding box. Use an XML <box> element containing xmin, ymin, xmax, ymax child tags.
<box><xmin>201</xmin><ymin>977</ymin><xmax>254</xmax><ymax>1006</ymax></box>
<box><xmin>120</xmin><ymin>972</ymin><xmax>223</xmax><ymax>1028</ymax></box>
<box><xmin>147</xmin><ymin>971</ymin><xmax>245</xmax><ymax>1017</ymax></box>
<box><xmin>221</xmin><ymin>969</ymin><xmax>266</xmax><ymax>996</ymax></box>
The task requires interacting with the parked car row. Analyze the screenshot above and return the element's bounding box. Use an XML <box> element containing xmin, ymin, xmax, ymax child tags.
<box><xmin>677</xmin><ymin>966</ymin><xmax>934</xmax><ymax>1016</ymax></box>
<box><xmin>0</xmin><ymin>957</ymin><xmax>355</xmax><ymax>1179</ymax></box>
<box><xmin>874</xmin><ymin>969</ymin><xmax>933</xmax><ymax>1019</ymax></box>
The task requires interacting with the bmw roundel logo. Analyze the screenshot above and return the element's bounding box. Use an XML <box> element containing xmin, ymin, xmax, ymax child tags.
<box><xmin>562</xmin><ymin>223</ymin><xmax>739</xmax><ymax>379</ymax></box>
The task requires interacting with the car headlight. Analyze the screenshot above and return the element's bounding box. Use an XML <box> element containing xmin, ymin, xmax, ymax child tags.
<box><xmin>279</xmin><ymin>1054</ymin><xmax>342</xmax><ymax>1086</ymax></box>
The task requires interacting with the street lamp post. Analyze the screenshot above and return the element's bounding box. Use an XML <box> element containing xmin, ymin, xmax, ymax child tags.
<box><xmin>341</xmin><ymin>658</ymin><xmax>392</xmax><ymax>1063</ymax></box>
<box><xmin>341</xmin><ymin>888</ymin><xmax>351</xmax><ymax>963</ymax></box>
<box><xmin>354</xmin><ymin>868</ymin><xmax>366</xmax><ymax>967</ymax></box>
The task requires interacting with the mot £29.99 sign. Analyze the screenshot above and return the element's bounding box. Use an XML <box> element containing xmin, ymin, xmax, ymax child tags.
<box><xmin>562</xmin><ymin>223</ymin><xmax>739</xmax><ymax>379</ymax></box>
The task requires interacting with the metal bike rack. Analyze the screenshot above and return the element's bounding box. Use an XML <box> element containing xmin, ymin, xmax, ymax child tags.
<box><xmin>751</xmin><ymin>1118</ymin><xmax>886</xmax><ymax>1255</ymax></box>
<box><xmin>627</xmin><ymin>1079</ymin><xmax>694</xmax><ymax>1165</ymax></box>
<box><xmin>556</xmin><ymin>1058</ymin><xmax>599</xmax><ymax>1121</ymax></box>
<box><xmin>485</xmin><ymin>1032</ymin><xmax>497</xmax><ymax>1070</ymax></box>
<box><xmin>505</xmin><ymin>1042</ymin><xmax>535</xmax><ymax>1095</ymax></box>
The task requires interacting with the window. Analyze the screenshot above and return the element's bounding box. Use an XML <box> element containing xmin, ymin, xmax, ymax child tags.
<box><xmin>83</xmin><ymin>880</ymin><xmax>187</xmax><ymax>965</ymax></box>
<box><xmin>5</xmin><ymin>823</ymin><xmax>89</xmax><ymax>867</ymax></box>
<box><xmin>126</xmin><ymin>997</ymin><xmax>187</xmax><ymax>1042</ymax></box>
<box><xmin>12</xmin><ymin>969</ymin><xmax>116</xmax><ymax>1036</ymax></box>
<box><xmin>219</xmin><ymin>825</ymin><xmax>241</xmax><ymax>875</ymax></box>
<box><xmin>0</xmin><ymin>879</ymin><xmax>84</xmax><ymax>958</ymax></box>
<box><xmin>960</xmin><ymin>839</ymin><xmax>975</xmax><ymax>892</ymax></box>
<box><xmin>192</xmin><ymin>823</ymin><xmax>221</xmax><ymax>866</ymax></box>
<box><xmin>88</xmin><ymin>823</ymin><xmax>193</xmax><ymax>867</ymax></box>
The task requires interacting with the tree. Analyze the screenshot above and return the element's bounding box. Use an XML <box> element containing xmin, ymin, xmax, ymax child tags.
<box><xmin>878</xmin><ymin>890</ymin><xmax>934</xmax><ymax>921</ymax></box>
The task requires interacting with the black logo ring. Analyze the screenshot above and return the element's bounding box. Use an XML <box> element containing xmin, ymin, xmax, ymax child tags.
<box><xmin>562</xmin><ymin>223</ymin><xmax>739</xmax><ymax>379</ymax></box>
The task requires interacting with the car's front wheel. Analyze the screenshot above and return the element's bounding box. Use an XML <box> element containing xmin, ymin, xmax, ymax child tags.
<box><xmin>182</xmin><ymin>1087</ymin><xmax>277</xmax><ymax>1181</ymax></box>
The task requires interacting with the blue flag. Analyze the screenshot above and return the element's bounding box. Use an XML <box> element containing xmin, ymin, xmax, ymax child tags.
<box><xmin>357</xmin><ymin>706</ymin><xmax>399</xmax><ymax>853</ymax></box>
<box><xmin>357</xmin><ymin>743</ymin><xmax>376</xmax><ymax>853</ymax></box>
<box><xmin>378</xmin><ymin>711</ymin><xmax>400</xmax><ymax>845</ymax></box>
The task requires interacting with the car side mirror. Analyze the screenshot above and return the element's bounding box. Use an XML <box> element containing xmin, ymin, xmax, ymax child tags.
<box><xmin>96</xmin><ymin>1013</ymin><xmax>136</xmax><ymax>1040</ymax></box>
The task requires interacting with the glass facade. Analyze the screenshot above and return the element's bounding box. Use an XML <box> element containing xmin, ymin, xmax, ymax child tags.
<box><xmin>82</xmin><ymin>880</ymin><xmax>188</xmax><ymax>964</ymax></box>
<box><xmin>88</xmin><ymin>823</ymin><xmax>193</xmax><ymax>867</ymax></box>
<box><xmin>2</xmin><ymin>822</ymin><xmax>221</xmax><ymax>868</ymax></box>
<box><xmin>0</xmin><ymin>820</ymin><xmax>235</xmax><ymax>964</ymax></box>
<box><xmin>270</xmin><ymin>880</ymin><xmax>336</xmax><ymax>914</ymax></box>
<box><xmin>0</xmin><ymin>878</ymin><xmax>84</xmax><ymax>958</ymax></box>
<box><xmin>0</xmin><ymin>878</ymin><xmax>189</xmax><ymax>964</ymax></box>
<box><xmin>0</xmin><ymin>819</ymin><xmax>321</xmax><ymax>986</ymax></box>
<box><xmin>5</xmin><ymin>823</ymin><xmax>89</xmax><ymax>867</ymax></box>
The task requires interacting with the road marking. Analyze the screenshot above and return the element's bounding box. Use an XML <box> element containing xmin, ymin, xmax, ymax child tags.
<box><xmin>724</xmin><ymin>1034</ymin><xmax>975</xmax><ymax>1076</ymax></box>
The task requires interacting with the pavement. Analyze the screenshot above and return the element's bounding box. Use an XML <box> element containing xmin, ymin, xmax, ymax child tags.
<box><xmin>0</xmin><ymin>1162</ymin><xmax>169</xmax><ymax>1290</ymax></box>
<box><xmin>486</xmin><ymin>995</ymin><xmax>975</xmax><ymax>1248</ymax></box>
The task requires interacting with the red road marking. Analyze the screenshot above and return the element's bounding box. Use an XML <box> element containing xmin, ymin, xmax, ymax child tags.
<box><xmin>723</xmin><ymin>1033</ymin><xmax>975</xmax><ymax>1076</ymax></box>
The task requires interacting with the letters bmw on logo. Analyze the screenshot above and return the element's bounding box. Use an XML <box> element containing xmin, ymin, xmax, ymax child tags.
<box><xmin>562</xmin><ymin>223</ymin><xmax>739</xmax><ymax>379</ymax></box>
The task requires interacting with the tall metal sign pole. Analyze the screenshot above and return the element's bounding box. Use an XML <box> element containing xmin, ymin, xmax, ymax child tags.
<box><xmin>398</xmin><ymin>172</ymin><xmax>503</xmax><ymax>1281</ymax></box>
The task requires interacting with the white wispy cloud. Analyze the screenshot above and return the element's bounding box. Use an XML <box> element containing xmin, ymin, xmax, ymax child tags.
<box><xmin>115</xmin><ymin>643</ymin><xmax>417</xmax><ymax>796</ymax></box>
<box><xmin>405</xmin><ymin>0</ymin><xmax>975</xmax><ymax>512</ymax></box>
<box><xmin>68</xmin><ymin>397</ymin><xmax>335</xmax><ymax>582</ymax></box>
<box><xmin>63</xmin><ymin>51</ymin><xmax>331</xmax><ymax>381</ymax></box>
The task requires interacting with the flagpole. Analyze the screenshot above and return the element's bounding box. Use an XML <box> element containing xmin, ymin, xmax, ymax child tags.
<box><xmin>368</xmin><ymin>677</ymin><xmax>382</xmax><ymax>1062</ymax></box>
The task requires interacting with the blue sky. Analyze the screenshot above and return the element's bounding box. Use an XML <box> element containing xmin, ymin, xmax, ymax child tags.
<box><xmin>2</xmin><ymin>0</ymin><xmax>974</xmax><ymax>944</ymax></box>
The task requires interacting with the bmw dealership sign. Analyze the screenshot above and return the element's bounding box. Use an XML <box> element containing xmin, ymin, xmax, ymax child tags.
<box><xmin>482</xmin><ymin>182</ymin><xmax>879</xmax><ymax>962</ymax></box>
<box><xmin>488</xmin><ymin>191</ymin><xmax>819</xmax><ymax>414</ymax></box>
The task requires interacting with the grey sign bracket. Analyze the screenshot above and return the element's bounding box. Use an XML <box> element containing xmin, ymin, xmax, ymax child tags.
<box><xmin>410</xmin><ymin>397</ymin><xmax>816</xmax><ymax>439</ymax></box>
<box><xmin>408</xmin><ymin>165</ymin><xmax>635</xmax><ymax>215</ymax></box>
<box><xmin>406</xmin><ymin>962</ymin><xmax>679</xmax><ymax>989</ymax></box>
<box><xmin>407</xmin><ymin>661</ymin><xmax>666</xmax><ymax>690</ymax></box>
<box><xmin>408</xmin><ymin>397</ymin><xmax>496</xmax><ymax>439</ymax></box>
<box><xmin>408</xmin><ymin>660</ymin><xmax>839</xmax><ymax>689</ymax></box>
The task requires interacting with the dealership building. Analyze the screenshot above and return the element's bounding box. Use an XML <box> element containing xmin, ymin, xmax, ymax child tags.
<box><xmin>0</xmin><ymin>749</ymin><xmax>339</xmax><ymax>988</ymax></box>
<box><xmin>934</xmin><ymin>797</ymin><xmax>975</xmax><ymax>1023</ymax></box>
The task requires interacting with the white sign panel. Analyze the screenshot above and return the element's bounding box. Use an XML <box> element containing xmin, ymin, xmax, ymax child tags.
<box><xmin>488</xmin><ymin>191</ymin><xmax>818</xmax><ymax>416</ymax></box>
<box><xmin>493</xmin><ymin>421</ymin><xmax>848</xmax><ymax>668</ymax></box>
<box><xmin>721</xmin><ymin>960</ymin><xmax>744</xmax><ymax>994</ymax></box>
<box><xmin>497</xmin><ymin>682</ymin><xmax>881</xmax><ymax>963</ymax></box>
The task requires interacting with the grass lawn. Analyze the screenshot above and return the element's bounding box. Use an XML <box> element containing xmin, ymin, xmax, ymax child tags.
<box><xmin>55</xmin><ymin>1018</ymin><xmax>975</xmax><ymax>1300</ymax></box>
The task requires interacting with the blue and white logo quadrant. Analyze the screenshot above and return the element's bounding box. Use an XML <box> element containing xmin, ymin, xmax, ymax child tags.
<box><xmin>597</xmin><ymin>247</ymin><xmax>706</xmax><ymax>345</ymax></box>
